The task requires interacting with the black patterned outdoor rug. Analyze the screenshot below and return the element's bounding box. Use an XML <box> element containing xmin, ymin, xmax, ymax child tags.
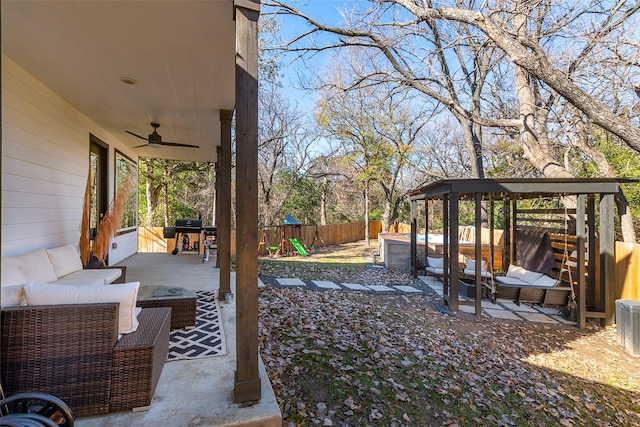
<box><xmin>167</xmin><ymin>290</ymin><xmax>227</xmax><ymax>361</ymax></box>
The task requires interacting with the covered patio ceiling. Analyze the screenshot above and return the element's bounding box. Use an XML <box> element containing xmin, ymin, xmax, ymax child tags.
<box><xmin>2</xmin><ymin>0</ymin><xmax>235</xmax><ymax>163</ymax></box>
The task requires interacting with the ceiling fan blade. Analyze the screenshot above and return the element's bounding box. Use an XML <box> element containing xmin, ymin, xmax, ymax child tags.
<box><xmin>159</xmin><ymin>141</ymin><xmax>200</xmax><ymax>148</ymax></box>
<box><xmin>133</xmin><ymin>143</ymin><xmax>149</xmax><ymax>148</ymax></box>
<box><xmin>126</xmin><ymin>130</ymin><xmax>150</xmax><ymax>141</ymax></box>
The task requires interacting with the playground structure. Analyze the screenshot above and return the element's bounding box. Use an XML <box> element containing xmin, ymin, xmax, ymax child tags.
<box><xmin>259</xmin><ymin>214</ymin><xmax>325</xmax><ymax>257</ymax></box>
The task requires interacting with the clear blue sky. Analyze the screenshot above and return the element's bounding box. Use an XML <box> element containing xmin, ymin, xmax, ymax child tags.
<box><xmin>265</xmin><ymin>1</ymin><xmax>371</xmax><ymax>120</ymax></box>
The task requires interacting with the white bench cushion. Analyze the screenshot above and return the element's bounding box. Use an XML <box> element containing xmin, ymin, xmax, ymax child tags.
<box><xmin>24</xmin><ymin>281</ymin><xmax>140</xmax><ymax>334</ymax></box>
<box><xmin>60</xmin><ymin>268</ymin><xmax>122</xmax><ymax>285</ymax></box>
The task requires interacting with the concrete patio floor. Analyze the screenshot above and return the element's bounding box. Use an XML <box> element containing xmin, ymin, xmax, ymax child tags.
<box><xmin>76</xmin><ymin>251</ymin><xmax>281</xmax><ymax>427</ymax></box>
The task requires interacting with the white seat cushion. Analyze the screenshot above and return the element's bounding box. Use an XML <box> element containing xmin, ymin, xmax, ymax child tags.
<box><xmin>24</xmin><ymin>281</ymin><xmax>140</xmax><ymax>334</ymax></box>
<box><xmin>9</xmin><ymin>248</ymin><xmax>58</xmax><ymax>283</ymax></box>
<box><xmin>51</xmin><ymin>277</ymin><xmax>106</xmax><ymax>287</ymax></box>
<box><xmin>425</xmin><ymin>266</ymin><xmax>446</xmax><ymax>275</ymax></box>
<box><xmin>60</xmin><ymin>268</ymin><xmax>122</xmax><ymax>285</ymax></box>
<box><xmin>530</xmin><ymin>274</ymin><xmax>558</xmax><ymax>287</ymax></box>
<box><xmin>520</xmin><ymin>270</ymin><xmax>544</xmax><ymax>285</ymax></box>
<box><xmin>495</xmin><ymin>276</ymin><xmax>527</xmax><ymax>286</ymax></box>
<box><xmin>47</xmin><ymin>244</ymin><xmax>83</xmax><ymax>278</ymax></box>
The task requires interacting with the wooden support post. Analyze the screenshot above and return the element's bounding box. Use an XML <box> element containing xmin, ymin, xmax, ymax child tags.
<box><xmin>450</xmin><ymin>193</ymin><xmax>459</xmax><ymax>313</ymax></box>
<box><xmin>442</xmin><ymin>195</ymin><xmax>450</xmax><ymax>302</ymax></box>
<box><xmin>218</xmin><ymin>110</ymin><xmax>233</xmax><ymax>300</ymax></box>
<box><xmin>234</xmin><ymin>0</ymin><xmax>261</xmax><ymax>403</ymax></box>
<box><xmin>577</xmin><ymin>194</ymin><xmax>586</xmax><ymax>329</ymax></box>
<box><xmin>511</xmin><ymin>200</ymin><xmax>517</xmax><ymax>265</ymax></box>
<box><xmin>503</xmin><ymin>200</ymin><xmax>511</xmax><ymax>269</ymax></box>
<box><xmin>600</xmin><ymin>193</ymin><xmax>615</xmax><ymax>326</ymax></box>
<box><xmin>424</xmin><ymin>200</ymin><xmax>429</xmax><ymax>265</ymax></box>
<box><xmin>214</xmin><ymin>152</ymin><xmax>221</xmax><ymax>268</ymax></box>
<box><xmin>474</xmin><ymin>192</ymin><xmax>482</xmax><ymax>317</ymax></box>
<box><xmin>410</xmin><ymin>200</ymin><xmax>417</xmax><ymax>277</ymax></box>
<box><xmin>587</xmin><ymin>195</ymin><xmax>597</xmax><ymax>308</ymax></box>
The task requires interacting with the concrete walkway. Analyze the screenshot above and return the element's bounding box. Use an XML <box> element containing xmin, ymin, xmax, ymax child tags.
<box><xmin>259</xmin><ymin>273</ymin><xmax>576</xmax><ymax>326</ymax></box>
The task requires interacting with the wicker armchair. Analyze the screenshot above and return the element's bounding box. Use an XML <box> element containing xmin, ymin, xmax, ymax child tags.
<box><xmin>1</xmin><ymin>303</ymin><xmax>170</xmax><ymax>417</ymax></box>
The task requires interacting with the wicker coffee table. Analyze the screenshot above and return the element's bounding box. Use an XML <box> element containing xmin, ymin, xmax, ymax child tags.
<box><xmin>136</xmin><ymin>286</ymin><xmax>197</xmax><ymax>330</ymax></box>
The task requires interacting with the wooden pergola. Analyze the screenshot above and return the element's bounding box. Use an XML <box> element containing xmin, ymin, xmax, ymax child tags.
<box><xmin>408</xmin><ymin>178</ymin><xmax>635</xmax><ymax>328</ymax></box>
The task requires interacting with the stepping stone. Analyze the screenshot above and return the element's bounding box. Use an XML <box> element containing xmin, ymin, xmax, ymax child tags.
<box><xmin>342</xmin><ymin>283</ymin><xmax>369</xmax><ymax>291</ymax></box>
<box><xmin>501</xmin><ymin>302</ymin><xmax>537</xmax><ymax>312</ymax></box>
<box><xmin>481</xmin><ymin>300</ymin><xmax>504</xmax><ymax>310</ymax></box>
<box><xmin>458</xmin><ymin>305</ymin><xmax>478</xmax><ymax>314</ymax></box>
<box><xmin>484</xmin><ymin>308</ymin><xmax>521</xmax><ymax>321</ymax></box>
<box><xmin>312</xmin><ymin>280</ymin><xmax>341</xmax><ymax>290</ymax></box>
<box><xmin>516</xmin><ymin>312</ymin><xmax>559</xmax><ymax>324</ymax></box>
<box><xmin>366</xmin><ymin>285</ymin><xmax>395</xmax><ymax>292</ymax></box>
<box><xmin>276</xmin><ymin>278</ymin><xmax>306</xmax><ymax>287</ymax></box>
<box><xmin>393</xmin><ymin>285</ymin><xmax>423</xmax><ymax>293</ymax></box>
<box><xmin>258</xmin><ymin>278</ymin><xmax>266</xmax><ymax>288</ymax></box>
<box><xmin>428</xmin><ymin>285</ymin><xmax>444</xmax><ymax>296</ymax></box>
<box><xmin>535</xmin><ymin>306</ymin><xmax>562</xmax><ymax>315</ymax></box>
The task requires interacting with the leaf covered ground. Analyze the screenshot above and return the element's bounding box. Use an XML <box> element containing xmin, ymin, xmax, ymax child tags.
<box><xmin>257</xmin><ymin>242</ymin><xmax>640</xmax><ymax>427</ymax></box>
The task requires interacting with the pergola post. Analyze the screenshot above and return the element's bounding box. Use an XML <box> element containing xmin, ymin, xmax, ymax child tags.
<box><xmin>234</xmin><ymin>0</ymin><xmax>261</xmax><ymax>403</ymax></box>
<box><xmin>442</xmin><ymin>195</ymin><xmax>450</xmax><ymax>301</ymax></box>
<box><xmin>449</xmin><ymin>193</ymin><xmax>459</xmax><ymax>312</ymax></box>
<box><xmin>410</xmin><ymin>200</ymin><xmax>417</xmax><ymax>277</ymax></box>
<box><xmin>474</xmin><ymin>192</ymin><xmax>482</xmax><ymax>317</ymax></box>
<box><xmin>576</xmin><ymin>194</ymin><xmax>587</xmax><ymax>328</ymax></box>
<box><xmin>600</xmin><ymin>193</ymin><xmax>615</xmax><ymax>326</ymax></box>
<box><xmin>218</xmin><ymin>110</ymin><xmax>233</xmax><ymax>300</ymax></box>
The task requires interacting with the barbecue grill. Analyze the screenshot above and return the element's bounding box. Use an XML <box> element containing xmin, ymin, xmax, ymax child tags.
<box><xmin>164</xmin><ymin>219</ymin><xmax>203</xmax><ymax>255</ymax></box>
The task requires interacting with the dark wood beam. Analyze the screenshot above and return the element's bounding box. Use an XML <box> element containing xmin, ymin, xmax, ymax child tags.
<box><xmin>234</xmin><ymin>0</ymin><xmax>261</xmax><ymax>403</ymax></box>
<box><xmin>218</xmin><ymin>110</ymin><xmax>233</xmax><ymax>300</ymax></box>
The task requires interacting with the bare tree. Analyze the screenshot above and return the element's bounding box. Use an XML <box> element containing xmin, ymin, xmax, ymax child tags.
<box><xmin>316</xmin><ymin>57</ymin><xmax>429</xmax><ymax>235</ymax></box>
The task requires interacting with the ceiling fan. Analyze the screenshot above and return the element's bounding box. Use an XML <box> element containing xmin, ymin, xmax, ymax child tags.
<box><xmin>126</xmin><ymin>123</ymin><xmax>199</xmax><ymax>148</ymax></box>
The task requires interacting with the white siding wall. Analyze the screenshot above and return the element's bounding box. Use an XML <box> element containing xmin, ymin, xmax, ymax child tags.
<box><xmin>2</xmin><ymin>56</ymin><xmax>138</xmax><ymax>263</ymax></box>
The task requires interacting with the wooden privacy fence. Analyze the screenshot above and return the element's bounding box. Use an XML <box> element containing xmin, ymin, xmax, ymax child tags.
<box><xmin>138</xmin><ymin>220</ymin><xmax>383</xmax><ymax>257</ymax></box>
<box><xmin>615</xmin><ymin>241</ymin><xmax>640</xmax><ymax>301</ymax></box>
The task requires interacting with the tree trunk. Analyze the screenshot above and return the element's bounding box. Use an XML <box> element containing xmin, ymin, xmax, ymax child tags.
<box><xmin>320</xmin><ymin>176</ymin><xmax>328</xmax><ymax>225</ymax></box>
<box><xmin>364</xmin><ymin>182</ymin><xmax>370</xmax><ymax>247</ymax></box>
<box><xmin>570</xmin><ymin>110</ymin><xmax>637</xmax><ymax>243</ymax></box>
<box><xmin>162</xmin><ymin>160</ymin><xmax>170</xmax><ymax>227</ymax></box>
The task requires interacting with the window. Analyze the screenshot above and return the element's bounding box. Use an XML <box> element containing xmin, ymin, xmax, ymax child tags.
<box><xmin>89</xmin><ymin>137</ymin><xmax>108</xmax><ymax>240</ymax></box>
<box><xmin>115</xmin><ymin>150</ymin><xmax>138</xmax><ymax>233</ymax></box>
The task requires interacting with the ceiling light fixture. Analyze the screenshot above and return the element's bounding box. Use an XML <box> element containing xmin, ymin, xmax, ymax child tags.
<box><xmin>119</xmin><ymin>76</ymin><xmax>139</xmax><ymax>85</ymax></box>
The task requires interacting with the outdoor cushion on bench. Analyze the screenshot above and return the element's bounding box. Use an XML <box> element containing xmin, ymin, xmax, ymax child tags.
<box><xmin>489</xmin><ymin>265</ymin><xmax>570</xmax><ymax>305</ymax></box>
<box><xmin>424</xmin><ymin>256</ymin><xmax>447</xmax><ymax>276</ymax></box>
<box><xmin>462</xmin><ymin>259</ymin><xmax>492</xmax><ymax>278</ymax></box>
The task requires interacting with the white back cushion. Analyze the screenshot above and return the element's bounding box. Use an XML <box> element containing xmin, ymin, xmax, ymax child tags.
<box><xmin>47</xmin><ymin>244</ymin><xmax>83</xmax><ymax>278</ymax></box>
<box><xmin>24</xmin><ymin>281</ymin><xmax>141</xmax><ymax>334</ymax></box>
<box><xmin>10</xmin><ymin>248</ymin><xmax>58</xmax><ymax>283</ymax></box>
<box><xmin>427</xmin><ymin>257</ymin><xmax>444</xmax><ymax>268</ymax></box>
<box><xmin>506</xmin><ymin>265</ymin><xmax>527</xmax><ymax>279</ymax></box>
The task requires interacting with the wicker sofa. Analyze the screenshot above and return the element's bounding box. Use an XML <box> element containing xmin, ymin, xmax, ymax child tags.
<box><xmin>1</xmin><ymin>303</ymin><xmax>171</xmax><ymax>416</ymax></box>
<box><xmin>0</xmin><ymin>245</ymin><xmax>170</xmax><ymax>416</ymax></box>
